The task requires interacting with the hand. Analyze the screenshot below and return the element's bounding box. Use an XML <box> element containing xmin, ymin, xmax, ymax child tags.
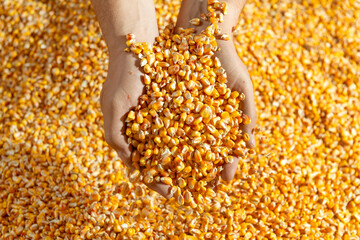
<box><xmin>92</xmin><ymin>0</ymin><xmax>173</xmax><ymax>198</ymax></box>
<box><xmin>176</xmin><ymin>0</ymin><xmax>257</xmax><ymax>181</ymax></box>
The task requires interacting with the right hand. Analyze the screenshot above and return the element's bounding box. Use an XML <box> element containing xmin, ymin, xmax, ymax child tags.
<box><xmin>93</xmin><ymin>0</ymin><xmax>175</xmax><ymax>198</ymax></box>
<box><xmin>101</xmin><ymin>49</ymin><xmax>174</xmax><ymax>198</ymax></box>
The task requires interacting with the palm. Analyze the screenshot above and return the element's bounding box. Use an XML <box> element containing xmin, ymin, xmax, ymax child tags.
<box><xmin>175</xmin><ymin>0</ymin><xmax>257</xmax><ymax>181</ymax></box>
<box><xmin>216</xmin><ymin>41</ymin><xmax>256</xmax><ymax>146</ymax></box>
<box><xmin>101</xmin><ymin>49</ymin><xmax>173</xmax><ymax>197</ymax></box>
<box><xmin>215</xmin><ymin>42</ymin><xmax>257</xmax><ymax>180</ymax></box>
<box><xmin>100</xmin><ymin>53</ymin><xmax>143</xmax><ymax>169</ymax></box>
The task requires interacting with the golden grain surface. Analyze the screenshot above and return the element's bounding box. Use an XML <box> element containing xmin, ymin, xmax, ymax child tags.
<box><xmin>1</xmin><ymin>0</ymin><xmax>360</xmax><ymax>239</ymax></box>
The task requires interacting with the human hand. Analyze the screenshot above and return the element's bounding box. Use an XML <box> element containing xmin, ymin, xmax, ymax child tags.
<box><xmin>175</xmin><ymin>0</ymin><xmax>257</xmax><ymax>181</ymax></box>
<box><xmin>92</xmin><ymin>0</ymin><xmax>173</xmax><ymax>198</ymax></box>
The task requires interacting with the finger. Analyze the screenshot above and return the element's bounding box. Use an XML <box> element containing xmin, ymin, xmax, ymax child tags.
<box><xmin>108</xmin><ymin>109</ymin><xmax>173</xmax><ymax>198</ymax></box>
<box><xmin>229</xmin><ymin>62</ymin><xmax>257</xmax><ymax>149</ymax></box>
<box><xmin>117</xmin><ymin>150</ymin><xmax>134</xmax><ymax>171</ymax></box>
<box><xmin>102</xmin><ymin>81</ymin><xmax>174</xmax><ymax>199</ymax></box>
<box><xmin>220</xmin><ymin>81</ymin><xmax>256</xmax><ymax>181</ymax></box>
<box><xmin>221</xmin><ymin>156</ymin><xmax>240</xmax><ymax>181</ymax></box>
<box><xmin>145</xmin><ymin>182</ymin><xmax>173</xmax><ymax>199</ymax></box>
<box><xmin>239</xmin><ymin>89</ymin><xmax>257</xmax><ymax>149</ymax></box>
<box><xmin>101</xmin><ymin>93</ymin><xmax>134</xmax><ymax>168</ymax></box>
<box><xmin>236</xmin><ymin>63</ymin><xmax>256</xmax><ymax>149</ymax></box>
<box><xmin>214</xmin><ymin>42</ymin><xmax>257</xmax><ymax>149</ymax></box>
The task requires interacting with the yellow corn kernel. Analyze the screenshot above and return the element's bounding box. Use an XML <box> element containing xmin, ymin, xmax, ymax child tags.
<box><xmin>127</xmin><ymin>110</ymin><xmax>136</xmax><ymax>121</ymax></box>
<box><xmin>243</xmin><ymin>114</ymin><xmax>251</xmax><ymax>125</ymax></box>
<box><xmin>176</xmin><ymin>161</ymin><xmax>185</xmax><ymax>172</ymax></box>
<box><xmin>195</xmin><ymin>193</ymin><xmax>204</xmax><ymax>204</ymax></box>
<box><xmin>177</xmin><ymin>194</ymin><xmax>185</xmax><ymax>205</ymax></box>
<box><xmin>178</xmin><ymin>178</ymin><xmax>187</xmax><ymax>188</ymax></box>
<box><xmin>183</xmin><ymin>166</ymin><xmax>192</xmax><ymax>174</ymax></box>
<box><xmin>243</xmin><ymin>133</ymin><xmax>250</xmax><ymax>141</ymax></box>
<box><xmin>131</xmin><ymin>123</ymin><xmax>140</xmax><ymax>133</ymax></box>
<box><xmin>161</xmin><ymin>177</ymin><xmax>173</xmax><ymax>185</ymax></box>
<box><xmin>204</xmin><ymin>85</ymin><xmax>214</xmax><ymax>95</ymax></box>
<box><xmin>129</xmin><ymin>169</ymin><xmax>140</xmax><ymax>182</ymax></box>
<box><xmin>90</xmin><ymin>192</ymin><xmax>101</xmax><ymax>202</ymax></box>
<box><xmin>184</xmin><ymin>190</ymin><xmax>192</xmax><ymax>203</ymax></box>
<box><xmin>113</xmin><ymin>223</ymin><xmax>122</xmax><ymax>233</ymax></box>
<box><xmin>147</xmin><ymin>53</ymin><xmax>155</xmax><ymax>66</ymax></box>
<box><xmin>188</xmin><ymin>178</ymin><xmax>196</xmax><ymax>189</ymax></box>
<box><xmin>143</xmin><ymin>63</ymin><xmax>152</xmax><ymax>73</ymax></box>
<box><xmin>200</xmin><ymin>105</ymin><xmax>212</xmax><ymax>119</ymax></box>
<box><xmin>225</xmin><ymin>155</ymin><xmax>234</xmax><ymax>163</ymax></box>
<box><xmin>168</xmin><ymin>65</ymin><xmax>180</xmax><ymax>75</ymax></box>
<box><xmin>205</xmin><ymin>188</ymin><xmax>216</xmax><ymax>198</ymax></box>
<box><xmin>144</xmin><ymin>175</ymin><xmax>153</xmax><ymax>184</ymax></box>
<box><xmin>189</xmin><ymin>18</ymin><xmax>201</xmax><ymax>26</ymax></box>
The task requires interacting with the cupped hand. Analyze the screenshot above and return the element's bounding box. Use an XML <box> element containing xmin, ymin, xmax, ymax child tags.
<box><xmin>176</xmin><ymin>0</ymin><xmax>257</xmax><ymax>181</ymax></box>
<box><xmin>96</xmin><ymin>0</ymin><xmax>173</xmax><ymax>198</ymax></box>
<box><xmin>101</xmin><ymin>50</ymin><xmax>174</xmax><ymax>198</ymax></box>
<box><xmin>95</xmin><ymin>0</ymin><xmax>256</xmax><ymax>198</ymax></box>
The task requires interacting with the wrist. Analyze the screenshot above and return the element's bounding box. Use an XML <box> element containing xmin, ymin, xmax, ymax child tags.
<box><xmin>176</xmin><ymin>0</ymin><xmax>246</xmax><ymax>36</ymax></box>
<box><xmin>92</xmin><ymin>0</ymin><xmax>158</xmax><ymax>56</ymax></box>
<box><xmin>106</xmin><ymin>27</ymin><xmax>158</xmax><ymax>59</ymax></box>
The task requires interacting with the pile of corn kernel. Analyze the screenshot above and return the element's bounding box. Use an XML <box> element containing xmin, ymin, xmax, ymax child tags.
<box><xmin>126</xmin><ymin>1</ymin><xmax>252</xmax><ymax>209</ymax></box>
<box><xmin>1</xmin><ymin>0</ymin><xmax>360</xmax><ymax>239</ymax></box>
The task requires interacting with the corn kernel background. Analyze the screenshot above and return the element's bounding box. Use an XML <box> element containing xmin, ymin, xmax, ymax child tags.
<box><xmin>1</xmin><ymin>0</ymin><xmax>360</xmax><ymax>239</ymax></box>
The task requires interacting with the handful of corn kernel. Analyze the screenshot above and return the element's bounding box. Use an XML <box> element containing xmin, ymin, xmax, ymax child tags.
<box><xmin>125</xmin><ymin>0</ymin><xmax>251</xmax><ymax>208</ymax></box>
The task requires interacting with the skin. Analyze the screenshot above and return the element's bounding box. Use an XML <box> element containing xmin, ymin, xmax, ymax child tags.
<box><xmin>91</xmin><ymin>0</ymin><xmax>256</xmax><ymax>198</ymax></box>
<box><xmin>176</xmin><ymin>0</ymin><xmax>256</xmax><ymax>181</ymax></box>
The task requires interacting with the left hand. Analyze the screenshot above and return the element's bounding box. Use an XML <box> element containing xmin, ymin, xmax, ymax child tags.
<box><xmin>175</xmin><ymin>0</ymin><xmax>257</xmax><ymax>181</ymax></box>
